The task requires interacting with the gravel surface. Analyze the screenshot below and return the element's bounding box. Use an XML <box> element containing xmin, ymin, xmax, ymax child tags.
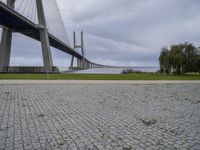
<box><xmin>0</xmin><ymin>82</ymin><xmax>200</xmax><ymax>149</ymax></box>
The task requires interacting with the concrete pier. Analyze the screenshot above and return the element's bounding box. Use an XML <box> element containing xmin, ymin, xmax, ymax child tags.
<box><xmin>0</xmin><ymin>28</ymin><xmax>12</xmax><ymax>72</ymax></box>
<box><xmin>36</xmin><ymin>0</ymin><xmax>53</xmax><ymax>72</ymax></box>
<box><xmin>0</xmin><ymin>0</ymin><xmax>15</xmax><ymax>72</ymax></box>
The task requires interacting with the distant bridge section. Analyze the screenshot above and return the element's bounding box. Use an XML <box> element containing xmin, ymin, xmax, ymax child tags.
<box><xmin>0</xmin><ymin>0</ymin><xmax>117</xmax><ymax>73</ymax></box>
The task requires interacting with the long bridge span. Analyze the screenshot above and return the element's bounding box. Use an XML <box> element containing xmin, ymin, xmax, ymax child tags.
<box><xmin>0</xmin><ymin>0</ymin><xmax>115</xmax><ymax>72</ymax></box>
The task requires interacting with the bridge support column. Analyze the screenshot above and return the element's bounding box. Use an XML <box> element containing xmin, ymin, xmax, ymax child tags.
<box><xmin>77</xmin><ymin>59</ymin><xmax>81</xmax><ymax>69</ymax></box>
<box><xmin>71</xmin><ymin>31</ymin><xmax>76</xmax><ymax>68</ymax></box>
<box><xmin>82</xmin><ymin>58</ymin><xmax>87</xmax><ymax>69</ymax></box>
<box><xmin>87</xmin><ymin>61</ymin><xmax>89</xmax><ymax>69</ymax></box>
<box><xmin>71</xmin><ymin>31</ymin><xmax>86</xmax><ymax>70</ymax></box>
<box><xmin>0</xmin><ymin>0</ymin><xmax>15</xmax><ymax>72</ymax></box>
<box><xmin>0</xmin><ymin>28</ymin><xmax>12</xmax><ymax>72</ymax></box>
<box><xmin>39</xmin><ymin>28</ymin><xmax>53</xmax><ymax>72</ymax></box>
<box><xmin>36</xmin><ymin>0</ymin><xmax>53</xmax><ymax>72</ymax></box>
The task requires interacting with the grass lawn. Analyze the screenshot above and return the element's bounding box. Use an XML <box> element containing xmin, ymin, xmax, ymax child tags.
<box><xmin>0</xmin><ymin>73</ymin><xmax>200</xmax><ymax>80</ymax></box>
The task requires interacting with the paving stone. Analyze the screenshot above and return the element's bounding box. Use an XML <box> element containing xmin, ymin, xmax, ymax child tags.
<box><xmin>0</xmin><ymin>83</ymin><xmax>199</xmax><ymax>149</ymax></box>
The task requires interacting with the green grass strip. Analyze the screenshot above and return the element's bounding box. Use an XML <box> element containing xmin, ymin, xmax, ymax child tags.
<box><xmin>0</xmin><ymin>73</ymin><xmax>200</xmax><ymax>80</ymax></box>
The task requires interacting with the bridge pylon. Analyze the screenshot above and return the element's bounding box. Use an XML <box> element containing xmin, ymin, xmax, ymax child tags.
<box><xmin>0</xmin><ymin>0</ymin><xmax>15</xmax><ymax>72</ymax></box>
<box><xmin>0</xmin><ymin>0</ymin><xmax>54</xmax><ymax>73</ymax></box>
<box><xmin>36</xmin><ymin>0</ymin><xmax>53</xmax><ymax>72</ymax></box>
<box><xmin>70</xmin><ymin>31</ymin><xmax>88</xmax><ymax>69</ymax></box>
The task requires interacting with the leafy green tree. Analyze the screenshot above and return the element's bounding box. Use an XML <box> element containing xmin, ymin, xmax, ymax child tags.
<box><xmin>159</xmin><ymin>47</ymin><xmax>171</xmax><ymax>74</ymax></box>
<box><xmin>197</xmin><ymin>47</ymin><xmax>200</xmax><ymax>73</ymax></box>
<box><xmin>159</xmin><ymin>42</ymin><xmax>200</xmax><ymax>75</ymax></box>
<box><xmin>182</xmin><ymin>43</ymin><xmax>198</xmax><ymax>73</ymax></box>
<box><xmin>170</xmin><ymin>44</ymin><xmax>184</xmax><ymax>75</ymax></box>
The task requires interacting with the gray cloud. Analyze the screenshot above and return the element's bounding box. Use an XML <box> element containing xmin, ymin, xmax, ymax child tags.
<box><xmin>1</xmin><ymin>0</ymin><xmax>200</xmax><ymax>67</ymax></box>
<box><xmin>58</xmin><ymin>0</ymin><xmax>200</xmax><ymax>66</ymax></box>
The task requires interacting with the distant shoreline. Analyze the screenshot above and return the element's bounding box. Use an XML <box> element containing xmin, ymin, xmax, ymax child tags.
<box><xmin>67</xmin><ymin>67</ymin><xmax>160</xmax><ymax>74</ymax></box>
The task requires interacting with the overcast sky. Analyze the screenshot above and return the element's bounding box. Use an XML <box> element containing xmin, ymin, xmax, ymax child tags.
<box><xmin>1</xmin><ymin>0</ymin><xmax>200</xmax><ymax>68</ymax></box>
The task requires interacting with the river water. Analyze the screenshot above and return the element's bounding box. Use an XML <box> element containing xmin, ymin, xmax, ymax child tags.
<box><xmin>61</xmin><ymin>67</ymin><xmax>160</xmax><ymax>74</ymax></box>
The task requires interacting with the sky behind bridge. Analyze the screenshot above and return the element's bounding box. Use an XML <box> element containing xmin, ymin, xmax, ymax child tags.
<box><xmin>1</xmin><ymin>0</ymin><xmax>200</xmax><ymax>68</ymax></box>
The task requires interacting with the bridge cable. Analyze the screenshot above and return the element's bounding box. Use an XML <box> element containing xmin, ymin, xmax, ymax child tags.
<box><xmin>30</xmin><ymin>0</ymin><xmax>36</xmax><ymax>23</ymax></box>
<box><xmin>26</xmin><ymin>0</ymin><xmax>33</xmax><ymax>19</ymax></box>
<box><xmin>21</xmin><ymin>0</ymin><xmax>31</xmax><ymax>18</ymax></box>
<box><xmin>15</xmin><ymin>0</ymin><xmax>24</xmax><ymax>12</ymax></box>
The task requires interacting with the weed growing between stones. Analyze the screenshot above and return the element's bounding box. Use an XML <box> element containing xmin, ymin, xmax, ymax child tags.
<box><xmin>141</xmin><ymin>118</ymin><xmax>157</xmax><ymax>127</ymax></box>
<box><xmin>38</xmin><ymin>113</ymin><xmax>45</xmax><ymax>117</ymax></box>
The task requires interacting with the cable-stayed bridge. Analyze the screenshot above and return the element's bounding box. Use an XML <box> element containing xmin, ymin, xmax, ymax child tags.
<box><xmin>0</xmin><ymin>0</ymin><xmax>114</xmax><ymax>73</ymax></box>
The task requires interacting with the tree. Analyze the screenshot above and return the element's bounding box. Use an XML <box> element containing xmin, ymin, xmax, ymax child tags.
<box><xmin>182</xmin><ymin>43</ymin><xmax>198</xmax><ymax>73</ymax></box>
<box><xmin>170</xmin><ymin>44</ymin><xmax>184</xmax><ymax>75</ymax></box>
<box><xmin>159</xmin><ymin>42</ymin><xmax>200</xmax><ymax>75</ymax></box>
<box><xmin>159</xmin><ymin>47</ymin><xmax>171</xmax><ymax>74</ymax></box>
<box><xmin>197</xmin><ymin>47</ymin><xmax>200</xmax><ymax>73</ymax></box>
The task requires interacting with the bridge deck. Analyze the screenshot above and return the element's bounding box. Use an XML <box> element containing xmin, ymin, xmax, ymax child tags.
<box><xmin>0</xmin><ymin>2</ymin><xmax>85</xmax><ymax>60</ymax></box>
<box><xmin>0</xmin><ymin>1</ymin><xmax>116</xmax><ymax>70</ymax></box>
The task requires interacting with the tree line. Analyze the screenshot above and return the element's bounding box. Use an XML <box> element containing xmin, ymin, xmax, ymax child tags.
<box><xmin>159</xmin><ymin>42</ymin><xmax>200</xmax><ymax>75</ymax></box>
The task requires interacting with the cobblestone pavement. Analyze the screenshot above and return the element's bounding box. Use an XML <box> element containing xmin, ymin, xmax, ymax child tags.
<box><xmin>0</xmin><ymin>83</ymin><xmax>200</xmax><ymax>150</ymax></box>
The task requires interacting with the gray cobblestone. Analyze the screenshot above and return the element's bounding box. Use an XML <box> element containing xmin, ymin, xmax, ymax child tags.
<box><xmin>0</xmin><ymin>83</ymin><xmax>200</xmax><ymax>149</ymax></box>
